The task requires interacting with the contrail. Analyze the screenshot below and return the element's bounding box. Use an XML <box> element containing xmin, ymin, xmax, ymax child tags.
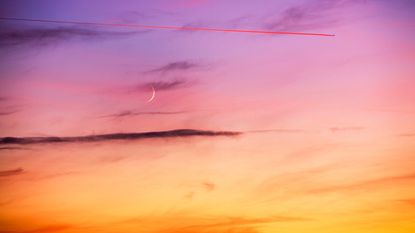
<box><xmin>0</xmin><ymin>17</ymin><xmax>335</xmax><ymax>37</ymax></box>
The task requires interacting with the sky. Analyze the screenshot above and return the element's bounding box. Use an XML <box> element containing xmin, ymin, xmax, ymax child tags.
<box><xmin>0</xmin><ymin>0</ymin><xmax>415</xmax><ymax>232</ymax></box>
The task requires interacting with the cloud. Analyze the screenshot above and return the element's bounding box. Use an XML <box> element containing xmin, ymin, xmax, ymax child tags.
<box><xmin>0</xmin><ymin>168</ymin><xmax>24</xmax><ymax>177</ymax></box>
<box><xmin>122</xmin><ymin>215</ymin><xmax>309</xmax><ymax>233</ymax></box>
<box><xmin>0</xmin><ymin>110</ymin><xmax>19</xmax><ymax>116</ymax></box>
<box><xmin>264</xmin><ymin>0</ymin><xmax>366</xmax><ymax>31</ymax></box>
<box><xmin>0</xmin><ymin>25</ymin><xmax>139</xmax><ymax>48</ymax></box>
<box><xmin>329</xmin><ymin>126</ymin><xmax>365</xmax><ymax>133</ymax></box>
<box><xmin>100</xmin><ymin>110</ymin><xmax>187</xmax><ymax>120</ymax></box>
<box><xmin>183</xmin><ymin>216</ymin><xmax>310</xmax><ymax>229</ymax></box>
<box><xmin>202</xmin><ymin>181</ymin><xmax>216</xmax><ymax>192</ymax></box>
<box><xmin>309</xmin><ymin>172</ymin><xmax>415</xmax><ymax>194</ymax></box>
<box><xmin>0</xmin><ymin>129</ymin><xmax>241</xmax><ymax>145</ymax></box>
<box><xmin>398</xmin><ymin>199</ymin><xmax>415</xmax><ymax>206</ymax></box>
<box><xmin>0</xmin><ymin>224</ymin><xmax>73</xmax><ymax>233</ymax></box>
<box><xmin>129</xmin><ymin>78</ymin><xmax>193</xmax><ymax>94</ymax></box>
<box><xmin>0</xmin><ymin>146</ymin><xmax>29</xmax><ymax>150</ymax></box>
<box><xmin>147</xmin><ymin>61</ymin><xmax>199</xmax><ymax>74</ymax></box>
<box><xmin>149</xmin><ymin>79</ymin><xmax>189</xmax><ymax>90</ymax></box>
<box><xmin>247</xmin><ymin>129</ymin><xmax>307</xmax><ymax>134</ymax></box>
<box><xmin>399</xmin><ymin>133</ymin><xmax>415</xmax><ymax>137</ymax></box>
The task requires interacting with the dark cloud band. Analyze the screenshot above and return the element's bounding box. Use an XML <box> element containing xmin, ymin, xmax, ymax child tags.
<box><xmin>0</xmin><ymin>168</ymin><xmax>24</xmax><ymax>177</ymax></box>
<box><xmin>0</xmin><ymin>129</ymin><xmax>241</xmax><ymax>145</ymax></box>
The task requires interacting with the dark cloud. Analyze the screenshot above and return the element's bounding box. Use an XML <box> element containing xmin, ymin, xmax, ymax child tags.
<box><xmin>100</xmin><ymin>110</ymin><xmax>186</xmax><ymax>120</ymax></box>
<box><xmin>0</xmin><ymin>129</ymin><xmax>241</xmax><ymax>145</ymax></box>
<box><xmin>0</xmin><ymin>146</ymin><xmax>29</xmax><ymax>150</ymax></box>
<box><xmin>0</xmin><ymin>168</ymin><xmax>24</xmax><ymax>177</ymax></box>
<box><xmin>264</xmin><ymin>0</ymin><xmax>366</xmax><ymax>31</ymax></box>
<box><xmin>147</xmin><ymin>61</ymin><xmax>199</xmax><ymax>74</ymax></box>
<box><xmin>0</xmin><ymin>25</ymin><xmax>139</xmax><ymax>48</ymax></box>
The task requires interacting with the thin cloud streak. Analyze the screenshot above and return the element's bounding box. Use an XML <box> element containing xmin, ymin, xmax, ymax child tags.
<box><xmin>309</xmin><ymin>172</ymin><xmax>415</xmax><ymax>194</ymax></box>
<box><xmin>0</xmin><ymin>25</ymin><xmax>139</xmax><ymax>48</ymax></box>
<box><xmin>329</xmin><ymin>126</ymin><xmax>365</xmax><ymax>133</ymax></box>
<box><xmin>0</xmin><ymin>168</ymin><xmax>24</xmax><ymax>177</ymax></box>
<box><xmin>0</xmin><ymin>129</ymin><xmax>241</xmax><ymax>145</ymax></box>
<box><xmin>183</xmin><ymin>216</ymin><xmax>310</xmax><ymax>229</ymax></box>
<box><xmin>0</xmin><ymin>224</ymin><xmax>74</xmax><ymax>233</ymax></box>
<box><xmin>264</xmin><ymin>0</ymin><xmax>365</xmax><ymax>31</ymax></box>
<box><xmin>147</xmin><ymin>61</ymin><xmax>199</xmax><ymax>74</ymax></box>
<box><xmin>138</xmin><ymin>79</ymin><xmax>190</xmax><ymax>91</ymax></box>
<box><xmin>99</xmin><ymin>110</ymin><xmax>187</xmax><ymax>119</ymax></box>
<box><xmin>0</xmin><ymin>146</ymin><xmax>30</xmax><ymax>150</ymax></box>
<box><xmin>0</xmin><ymin>17</ymin><xmax>335</xmax><ymax>37</ymax></box>
<box><xmin>0</xmin><ymin>110</ymin><xmax>19</xmax><ymax>116</ymax></box>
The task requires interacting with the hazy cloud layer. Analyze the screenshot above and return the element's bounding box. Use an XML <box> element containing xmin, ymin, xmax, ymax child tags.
<box><xmin>0</xmin><ymin>129</ymin><xmax>241</xmax><ymax>145</ymax></box>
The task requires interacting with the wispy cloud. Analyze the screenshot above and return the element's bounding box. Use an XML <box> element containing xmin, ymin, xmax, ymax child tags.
<box><xmin>0</xmin><ymin>224</ymin><xmax>73</xmax><ymax>233</ymax></box>
<box><xmin>398</xmin><ymin>133</ymin><xmax>415</xmax><ymax>137</ymax></box>
<box><xmin>122</xmin><ymin>215</ymin><xmax>309</xmax><ymax>233</ymax></box>
<box><xmin>247</xmin><ymin>129</ymin><xmax>307</xmax><ymax>134</ymax></box>
<box><xmin>146</xmin><ymin>61</ymin><xmax>199</xmax><ymax>75</ymax></box>
<box><xmin>264</xmin><ymin>0</ymin><xmax>365</xmax><ymax>31</ymax></box>
<box><xmin>309</xmin><ymin>172</ymin><xmax>415</xmax><ymax>194</ymax></box>
<box><xmin>183</xmin><ymin>215</ymin><xmax>310</xmax><ymax>229</ymax></box>
<box><xmin>0</xmin><ymin>25</ymin><xmax>139</xmax><ymax>48</ymax></box>
<box><xmin>202</xmin><ymin>181</ymin><xmax>216</xmax><ymax>192</ymax></box>
<box><xmin>398</xmin><ymin>199</ymin><xmax>415</xmax><ymax>206</ymax></box>
<box><xmin>0</xmin><ymin>168</ymin><xmax>24</xmax><ymax>177</ymax></box>
<box><xmin>0</xmin><ymin>146</ymin><xmax>29</xmax><ymax>150</ymax></box>
<box><xmin>329</xmin><ymin>126</ymin><xmax>365</xmax><ymax>133</ymax></box>
<box><xmin>0</xmin><ymin>110</ymin><xmax>19</xmax><ymax>116</ymax></box>
<box><xmin>128</xmin><ymin>78</ymin><xmax>193</xmax><ymax>93</ymax></box>
<box><xmin>148</xmin><ymin>79</ymin><xmax>189</xmax><ymax>90</ymax></box>
<box><xmin>100</xmin><ymin>110</ymin><xmax>186</xmax><ymax>120</ymax></box>
<box><xmin>0</xmin><ymin>129</ymin><xmax>241</xmax><ymax>145</ymax></box>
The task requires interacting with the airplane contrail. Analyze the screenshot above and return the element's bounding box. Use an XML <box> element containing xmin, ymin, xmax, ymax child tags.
<box><xmin>0</xmin><ymin>17</ymin><xmax>335</xmax><ymax>37</ymax></box>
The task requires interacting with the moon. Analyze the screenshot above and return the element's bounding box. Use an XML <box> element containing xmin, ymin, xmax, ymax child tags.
<box><xmin>147</xmin><ymin>85</ymin><xmax>156</xmax><ymax>103</ymax></box>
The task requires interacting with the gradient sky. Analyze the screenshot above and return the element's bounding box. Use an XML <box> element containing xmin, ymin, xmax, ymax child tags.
<box><xmin>1</xmin><ymin>0</ymin><xmax>415</xmax><ymax>233</ymax></box>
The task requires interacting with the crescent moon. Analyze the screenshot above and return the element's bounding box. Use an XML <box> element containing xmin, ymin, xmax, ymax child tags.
<box><xmin>147</xmin><ymin>85</ymin><xmax>156</xmax><ymax>103</ymax></box>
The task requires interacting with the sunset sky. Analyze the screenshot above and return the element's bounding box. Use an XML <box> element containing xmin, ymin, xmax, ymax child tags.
<box><xmin>1</xmin><ymin>0</ymin><xmax>415</xmax><ymax>232</ymax></box>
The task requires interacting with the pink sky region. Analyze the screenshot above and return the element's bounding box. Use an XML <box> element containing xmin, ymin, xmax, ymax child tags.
<box><xmin>1</xmin><ymin>0</ymin><xmax>415</xmax><ymax>232</ymax></box>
